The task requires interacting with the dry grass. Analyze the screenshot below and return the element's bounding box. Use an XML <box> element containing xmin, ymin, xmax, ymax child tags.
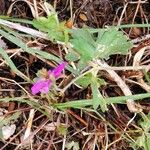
<box><xmin>0</xmin><ymin>0</ymin><xmax>150</xmax><ymax>150</ymax></box>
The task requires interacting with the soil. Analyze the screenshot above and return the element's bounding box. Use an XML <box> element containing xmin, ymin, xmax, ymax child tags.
<box><xmin>0</xmin><ymin>0</ymin><xmax>150</xmax><ymax>150</ymax></box>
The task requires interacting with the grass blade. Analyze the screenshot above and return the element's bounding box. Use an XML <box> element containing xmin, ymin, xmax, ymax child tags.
<box><xmin>54</xmin><ymin>93</ymin><xmax>150</xmax><ymax>109</ymax></box>
<box><xmin>0</xmin><ymin>47</ymin><xmax>30</xmax><ymax>81</ymax></box>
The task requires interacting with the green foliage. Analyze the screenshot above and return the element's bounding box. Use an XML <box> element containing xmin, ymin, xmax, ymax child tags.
<box><xmin>0</xmin><ymin>47</ymin><xmax>30</xmax><ymax>81</ymax></box>
<box><xmin>91</xmin><ymin>76</ymin><xmax>107</xmax><ymax>111</ymax></box>
<box><xmin>131</xmin><ymin>113</ymin><xmax>150</xmax><ymax>150</ymax></box>
<box><xmin>0</xmin><ymin>11</ymin><xmax>135</xmax><ymax>113</ymax></box>
<box><xmin>33</xmin><ymin>15</ymin><xmax>59</xmax><ymax>32</ymax></box>
<box><xmin>32</xmin><ymin>14</ymin><xmax>69</xmax><ymax>42</ymax></box>
<box><xmin>65</xmin><ymin>51</ymin><xmax>80</xmax><ymax>62</ymax></box>
<box><xmin>32</xmin><ymin>13</ymin><xmax>133</xmax><ymax>72</ymax></box>
<box><xmin>69</xmin><ymin>27</ymin><xmax>133</xmax><ymax>64</ymax></box>
<box><xmin>54</xmin><ymin>93</ymin><xmax>150</xmax><ymax>109</ymax></box>
<box><xmin>76</xmin><ymin>73</ymin><xmax>105</xmax><ymax>88</ymax></box>
<box><xmin>76</xmin><ymin>73</ymin><xmax>106</xmax><ymax>111</ymax></box>
<box><xmin>70</xmin><ymin>29</ymin><xmax>96</xmax><ymax>62</ymax></box>
<box><xmin>76</xmin><ymin>73</ymin><xmax>93</xmax><ymax>88</ymax></box>
<box><xmin>143</xmin><ymin>70</ymin><xmax>150</xmax><ymax>85</ymax></box>
<box><xmin>95</xmin><ymin>28</ymin><xmax>133</xmax><ymax>59</ymax></box>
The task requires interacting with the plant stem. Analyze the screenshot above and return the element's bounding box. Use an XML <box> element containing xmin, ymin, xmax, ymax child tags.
<box><xmin>53</xmin><ymin>93</ymin><xmax>150</xmax><ymax>109</ymax></box>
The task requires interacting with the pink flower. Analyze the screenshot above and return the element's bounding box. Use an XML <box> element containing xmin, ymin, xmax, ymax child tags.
<box><xmin>31</xmin><ymin>62</ymin><xmax>67</xmax><ymax>95</ymax></box>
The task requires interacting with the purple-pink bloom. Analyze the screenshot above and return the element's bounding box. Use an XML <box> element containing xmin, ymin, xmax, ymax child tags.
<box><xmin>31</xmin><ymin>62</ymin><xmax>67</xmax><ymax>95</ymax></box>
<box><xmin>48</xmin><ymin>62</ymin><xmax>67</xmax><ymax>78</ymax></box>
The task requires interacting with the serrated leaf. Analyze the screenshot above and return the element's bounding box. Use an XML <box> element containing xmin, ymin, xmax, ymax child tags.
<box><xmin>76</xmin><ymin>73</ymin><xmax>105</xmax><ymax>88</ymax></box>
<box><xmin>33</xmin><ymin>15</ymin><xmax>68</xmax><ymax>42</ymax></box>
<box><xmin>70</xmin><ymin>27</ymin><xmax>132</xmax><ymax>64</ymax></box>
<box><xmin>76</xmin><ymin>73</ymin><xmax>93</xmax><ymax>88</ymax></box>
<box><xmin>95</xmin><ymin>28</ymin><xmax>133</xmax><ymax>59</ymax></box>
<box><xmin>76</xmin><ymin>73</ymin><xmax>107</xmax><ymax>111</ymax></box>
<box><xmin>70</xmin><ymin>29</ymin><xmax>96</xmax><ymax>61</ymax></box>
<box><xmin>48</xmin><ymin>25</ymin><xmax>68</xmax><ymax>42</ymax></box>
<box><xmin>91</xmin><ymin>78</ymin><xmax>107</xmax><ymax>111</ymax></box>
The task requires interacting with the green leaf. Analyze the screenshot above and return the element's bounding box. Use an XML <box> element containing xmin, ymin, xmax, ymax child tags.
<box><xmin>0</xmin><ymin>28</ymin><xmax>78</xmax><ymax>75</ymax></box>
<box><xmin>91</xmin><ymin>77</ymin><xmax>107</xmax><ymax>111</ymax></box>
<box><xmin>69</xmin><ymin>27</ymin><xmax>132</xmax><ymax>65</ymax></box>
<box><xmin>95</xmin><ymin>27</ymin><xmax>133</xmax><ymax>59</ymax></box>
<box><xmin>33</xmin><ymin>15</ymin><xmax>68</xmax><ymax>42</ymax></box>
<box><xmin>76</xmin><ymin>73</ymin><xmax>105</xmax><ymax>88</ymax></box>
<box><xmin>140</xmin><ymin>113</ymin><xmax>150</xmax><ymax>132</ymax></box>
<box><xmin>0</xmin><ymin>47</ymin><xmax>30</xmax><ymax>81</ymax></box>
<box><xmin>131</xmin><ymin>113</ymin><xmax>150</xmax><ymax>150</ymax></box>
<box><xmin>65</xmin><ymin>51</ymin><xmax>80</xmax><ymax>62</ymax></box>
<box><xmin>76</xmin><ymin>59</ymin><xmax>87</xmax><ymax>71</ymax></box>
<box><xmin>97</xmin><ymin>78</ymin><xmax>106</xmax><ymax>87</ymax></box>
<box><xmin>70</xmin><ymin>29</ymin><xmax>96</xmax><ymax>61</ymax></box>
<box><xmin>32</xmin><ymin>14</ymin><xmax>59</xmax><ymax>32</ymax></box>
<box><xmin>76</xmin><ymin>73</ymin><xmax>93</xmax><ymax>88</ymax></box>
<box><xmin>76</xmin><ymin>72</ymin><xmax>106</xmax><ymax>111</ymax></box>
<box><xmin>48</xmin><ymin>27</ymin><xmax>67</xmax><ymax>42</ymax></box>
<box><xmin>134</xmin><ymin>133</ymin><xmax>150</xmax><ymax>150</ymax></box>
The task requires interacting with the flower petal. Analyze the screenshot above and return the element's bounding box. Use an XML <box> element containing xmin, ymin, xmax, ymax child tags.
<box><xmin>49</xmin><ymin>62</ymin><xmax>67</xmax><ymax>78</ymax></box>
<box><xmin>31</xmin><ymin>79</ymin><xmax>51</xmax><ymax>95</ymax></box>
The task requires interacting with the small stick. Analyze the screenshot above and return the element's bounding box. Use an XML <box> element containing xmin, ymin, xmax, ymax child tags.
<box><xmin>23</xmin><ymin>109</ymin><xmax>35</xmax><ymax>141</ymax></box>
<box><xmin>96</xmin><ymin>60</ymin><xmax>142</xmax><ymax>112</ymax></box>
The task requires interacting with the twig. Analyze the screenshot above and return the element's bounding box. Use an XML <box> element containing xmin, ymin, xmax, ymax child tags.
<box><xmin>107</xmin><ymin>113</ymin><xmax>137</xmax><ymax>148</ymax></box>
<box><xmin>132</xmin><ymin>34</ymin><xmax>150</xmax><ymax>43</ymax></box>
<box><xmin>23</xmin><ymin>109</ymin><xmax>35</xmax><ymax>141</ymax></box>
<box><xmin>96</xmin><ymin>60</ymin><xmax>142</xmax><ymax>112</ymax></box>
<box><xmin>117</xmin><ymin>2</ymin><xmax>128</xmax><ymax>26</ymax></box>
